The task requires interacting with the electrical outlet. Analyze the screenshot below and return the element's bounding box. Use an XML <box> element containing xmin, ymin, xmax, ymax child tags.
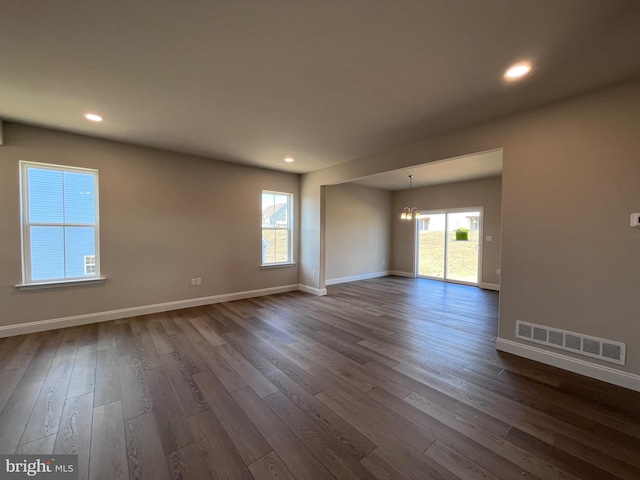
<box><xmin>190</xmin><ymin>278</ymin><xmax>196</xmax><ymax>286</ymax></box>
<box><xmin>497</xmin><ymin>269</ymin><xmax>501</xmax><ymax>275</ymax></box>
<box><xmin>312</xmin><ymin>270</ymin><xmax>316</xmax><ymax>278</ymax></box>
<box><xmin>196</xmin><ymin>277</ymin><xmax>202</xmax><ymax>285</ymax></box>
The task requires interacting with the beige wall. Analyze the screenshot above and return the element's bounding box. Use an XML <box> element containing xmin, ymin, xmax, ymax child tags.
<box><xmin>301</xmin><ymin>80</ymin><xmax>640</xmax><ymax>375</ymax></box>
<box><xmin>392</xmin><ymin>176</ymin><xmax>502</xmax><ymax>285</ymax></box>
<box><xmin>300</xmin><ymin>175</ymin><xmax>323</xmax><ymax>289</ymax></box>
<box><xmin>325</xmin><ymin>184</ymin><xmax>392</xmax><ymax>282</ymax></box>
<box><xmin>0</xmin><ymin>123</ymin><xmax>299</xmax><ymax>327</ymax></box>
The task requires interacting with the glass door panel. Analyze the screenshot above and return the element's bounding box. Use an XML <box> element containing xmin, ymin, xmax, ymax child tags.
<box><xmin>446</xmin><ymin>211</ymin><xmax>480</xmax><ymax>283</ymax></box>
<box><xmin>417</xmin><ymin>213</ymin><xmax>445</xmax><ymax>278</ymax></box>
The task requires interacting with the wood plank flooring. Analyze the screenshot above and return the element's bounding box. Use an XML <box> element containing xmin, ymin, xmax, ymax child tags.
<box><xmin>1</xmin><ymin>277</ymin><xmax>640</xmax><ymax>479</ymax></box>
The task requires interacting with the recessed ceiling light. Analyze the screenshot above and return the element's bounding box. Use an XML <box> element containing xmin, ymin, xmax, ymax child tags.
<box><xmin>284</xmin><ymin>157</ymin><xmax>294</xmax><ymax>163</ymax></box>
<box><xmin>84</xmin><ymin>113</ymin><xmax>103</xmax><ymax>122</ymax></box>
<box><xmin>504</xmin><ymin>63</ymin><xmax>531</xmax><ymax>80</ymax></box>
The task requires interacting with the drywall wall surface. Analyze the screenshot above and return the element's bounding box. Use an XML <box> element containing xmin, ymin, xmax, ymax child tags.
<box><xmin>0</xmin><ymin>123</ymin><xmax>300</xmax><ymax>327</ymax></box>
<box><xmin>325</xmin><ymin>184</ymin><xmax>392</xmax><ymax>281</ymax></box>
<box><xmin>391</xmin><ymin>176</ymin><xmax>502</xmax><ymax>285</ymax></box>
<box><xmin>497</xmin><ymin>82</ymin><xmax>640</xmax><ymax>373</ymax></box>
<box><xmin>299</xmin><ymin>174</ymin><xmax>321</xmax><ymax>288</ymax></box>
<box><xmin>301</xmin><ymin>80</ymin><xmax>640</xmax><ymax>375</ymax></box>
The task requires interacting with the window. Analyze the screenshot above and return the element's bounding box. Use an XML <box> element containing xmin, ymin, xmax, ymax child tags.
<box><xmin>261</xmin><ymin>191</ymin><xmax>293</xmax><ymax>265</ymax></box>
<box><xmin>20</xmin><ymin>161</ymin><xmax>100</xmax><ymax>285</ymax></box>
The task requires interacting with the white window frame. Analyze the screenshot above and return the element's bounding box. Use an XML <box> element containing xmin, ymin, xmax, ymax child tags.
<box><xmin>261</xmin><ymin>190</ymin><xmax>294</xmax><ymax>267</ymax></box>
<box><xmin>18</xmin><ymin>161</ymin><xmax>103</xmax><ymax>288</ymax></box>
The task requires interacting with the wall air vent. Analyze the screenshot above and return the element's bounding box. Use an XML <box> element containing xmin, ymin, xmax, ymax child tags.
<box><xmin>515</xmin><ymin>321</ymin><xmax>626</xmax><ymax>365</ymax></box>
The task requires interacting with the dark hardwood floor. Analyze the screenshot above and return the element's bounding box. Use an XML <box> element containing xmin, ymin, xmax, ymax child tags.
<box><xmin>1</xmin><ymin>277</ymin><xmax>639</xmax><ymax>479</ymax></box>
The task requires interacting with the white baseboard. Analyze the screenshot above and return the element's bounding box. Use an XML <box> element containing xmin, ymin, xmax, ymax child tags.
<box><xmin>389</xmin><ymin>270</ymin><xmax>415</xmax><ymax>278</ymax></box>
<box><xmin>496</xmin><ymin>338</ymin><xmax>640</xmax><ymax>392</ymax></box>
<box><xmin>298</xmin><ymin>284</ymin><xmax>327</xmax><ymax>296</ymax></box>
<box><xmin>0</xmin><ymin>284</ymin><xmax>300</xmax><ymax>338</ymax></box>
<box><xmin>480</xmin><ymin>282</ymin><xmax>500</xmax><ymax>291</ymax></box>
<box><xmin>325</xmin><ymin>271</ymin><xmax>390</xmax><ymax>286</ymax></box>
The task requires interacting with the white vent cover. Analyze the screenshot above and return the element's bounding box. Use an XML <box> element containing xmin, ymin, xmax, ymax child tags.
<box><xmin>516</xmin><ymin>321</ymin><xmax>626</xmax><ymax>365</ymax></box>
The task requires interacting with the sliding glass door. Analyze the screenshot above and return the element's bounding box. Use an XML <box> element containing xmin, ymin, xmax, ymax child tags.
<box><xmin>417</xmin><ymin>208</ymin><xmax>481</xmax><ymax>285</ymax></box>
<box><xmin>417</xmin><ymin>213</ymin><xmax>445</xmax><ymax>278</ymax></box>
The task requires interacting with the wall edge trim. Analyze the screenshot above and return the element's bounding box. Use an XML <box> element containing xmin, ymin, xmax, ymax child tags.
<box><xmin>496</xmin><ymin>337</ymin><xmax>640</xmax><ymax>392</ymax></box>
<box><xmin>0</xmin><ymin>284</ymin><xmax>300</xmax><ymax>338</ymax></box>
<box><xmin>325</xmin><ymin>271</ymin><xmax>390</xmax><ymax>286</ymax></box>
<box><xmin>298</xmin><ymin>284</ymin><xmax>328</xmax><ymax>296</ymax></box>
<box><xmin>389</xmin><ymin>270</ymin><xmax>415</xmax><ymax>278</ymax></box>
<box><xmin>480</xmin><ymin>282</ymin><xmax>500</xmax><ymax>291</ymax></box>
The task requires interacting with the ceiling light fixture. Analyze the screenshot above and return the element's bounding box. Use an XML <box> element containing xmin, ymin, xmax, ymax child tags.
<box><xmin>504</xmin><ymin>63</ymin><xmax>531</xmax><ymax>80</ymax></box>
<box><xmin>284</xmin><ymin>157</ymin><xmax>294</xmax><ymax>163</ymax></box>
<box><xmin>400</xmin><ymin>175</ymin><xmax>422</xmax><ymax>220</ymax></box>
<box><xmin>84</xmin><ymin>113</ymin><xmax>103</xmax><ymax>122</ymax></box>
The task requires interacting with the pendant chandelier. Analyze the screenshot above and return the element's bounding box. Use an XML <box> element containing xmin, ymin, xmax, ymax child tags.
<box><xmin>400</xmin><ymin>175</ymin><xmax>422</xmax><ymax>220</ymax></box>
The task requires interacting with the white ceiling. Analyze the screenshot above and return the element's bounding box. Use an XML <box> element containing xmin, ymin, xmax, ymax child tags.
<box><xmin>1</xmin><ymin>1</ymin><xmax>639</xmax><ymax>175</ymax></box>
<box><xmin>351</xmin><ymin>149</ymin><xmax>503</xmax><ymax>191</ymax></box>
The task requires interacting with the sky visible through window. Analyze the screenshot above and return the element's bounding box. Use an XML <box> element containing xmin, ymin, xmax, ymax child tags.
<box><xmin>262</xmin><ymin>193</ymin><xmax>289</xmax><ymax>215</ymax></box>
<box><xmin>27</xmin><ymin>167</ymin><xmax>96</xmax><ymax>281</ymax></box>
<box><xmin>422</xmin><ymin>211</ymin><xmax>478</xmax><ymax>231</ymax></box>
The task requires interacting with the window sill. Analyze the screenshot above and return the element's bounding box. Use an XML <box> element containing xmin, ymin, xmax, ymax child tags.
<box><xmin>260</xmin><ymin>262</ymin><xmax>297</xmax><ymax>270</ymax></box>
<box><xmin>16</xmin><ymin>277</ymin><xmax>106</xmax><ymax>291</ymax></box>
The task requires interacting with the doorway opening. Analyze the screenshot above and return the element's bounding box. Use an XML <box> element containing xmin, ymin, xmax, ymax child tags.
<box><xmin>416</xmin><ymin>207</ymin><xmax>482</xmax><ymax>285</ymax></box>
